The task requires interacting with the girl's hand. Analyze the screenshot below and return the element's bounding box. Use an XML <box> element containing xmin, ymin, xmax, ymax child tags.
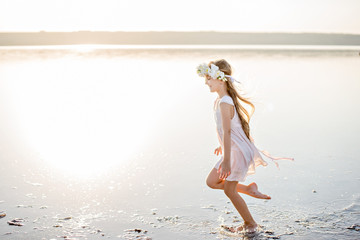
<box><xmin>218</xmin><ymin>161</ymin><xmax>231</xmax><ymax>179</ymax></box>
<box><xmin>214</xmin><ymin>146</ymin><xmax>222</xmax><ymax>156</ymax></box>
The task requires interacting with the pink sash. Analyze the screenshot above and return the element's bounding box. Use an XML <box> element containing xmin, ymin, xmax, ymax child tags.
<box><xmin>250</xmin><ymin>135</ymin><xmax>295</xmax><ymax>169</ymax></box>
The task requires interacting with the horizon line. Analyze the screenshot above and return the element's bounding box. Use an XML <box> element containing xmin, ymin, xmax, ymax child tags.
<box><xmin>0</xmin><ymin>30</ymin><xmax>359</xmax><ymax>35</ymax></box>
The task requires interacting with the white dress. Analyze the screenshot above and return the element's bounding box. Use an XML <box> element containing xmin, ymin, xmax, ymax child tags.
<box><xmin>213</xmin><ymin>95</ymin><xmax>293</xmax><ymax>182</ymax></box>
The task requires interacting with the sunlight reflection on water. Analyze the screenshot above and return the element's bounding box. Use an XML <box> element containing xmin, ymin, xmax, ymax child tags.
<box><xmin>2</xmin><ymin>55</ymin><xmax>176</xmax><ymax>175</ymax></box>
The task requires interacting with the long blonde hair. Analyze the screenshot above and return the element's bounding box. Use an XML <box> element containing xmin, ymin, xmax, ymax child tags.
<box><xmin>208</xmin><ymin>59</ymin><xmax>255</xmax><ymax>140</ymax></box>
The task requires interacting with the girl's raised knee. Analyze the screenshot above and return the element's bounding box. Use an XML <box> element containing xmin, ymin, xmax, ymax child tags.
<box><xmin>206</xmin><ymin>179</ymin><xmax>216</xmax><ymax>189</ymax></box>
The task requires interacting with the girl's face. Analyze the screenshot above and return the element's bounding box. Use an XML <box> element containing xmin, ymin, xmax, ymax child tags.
<box><xmin>204</xmin><ymin>75</ymin><xmax>224</xmax><ymax>92</ymax></box>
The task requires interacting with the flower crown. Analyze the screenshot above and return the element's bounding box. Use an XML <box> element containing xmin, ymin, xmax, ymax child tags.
<box><xmin>196</xmin><ymin>63</ymin><xmax>239</xmax><ymax>83</ymax></box>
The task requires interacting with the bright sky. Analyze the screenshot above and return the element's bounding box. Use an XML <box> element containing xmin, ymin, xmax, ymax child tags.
<box><xmin>0</xmin><ymin>0</ymin><xmax>359</xmax><ymax>33</ymax></box>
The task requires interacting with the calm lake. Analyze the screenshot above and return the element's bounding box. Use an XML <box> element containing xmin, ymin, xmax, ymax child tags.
<box><xmin>0</xmin><ymin>45</ymin><xmax>359</xmax><ymax>239</ymax></box>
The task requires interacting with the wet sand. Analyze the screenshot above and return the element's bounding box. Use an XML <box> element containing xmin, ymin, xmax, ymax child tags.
<box><xmin>1</xmin><ymin>149</ymin><xmax>359</xmax><ymax>239</ymax></box>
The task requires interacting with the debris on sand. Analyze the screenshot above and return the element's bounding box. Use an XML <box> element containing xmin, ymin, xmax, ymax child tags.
<box><xmin>264</xmin><ymin>230</ymin><xmax>274</xmax><ymax>235</ymax></box>
<box><xmin>232</xmin><ymin>216</ymin><xmax>240</xmax><ymax>223</ymax></box>
<box><xmin>7</xmin><ymin>218</ymin><xmax>24</xmax><ymax>226</ymax></box>
<box><xmin>156</xmin><ymin>215</ymin><xmax>179</xmax><ymax>223</ymax></box>
<box><xmin>124</xmin><ymin>228</ymin><xmax>148</xmax><ymax>234</ymax></box>
<box><xmin>59</xmin><ymin>216</ymin><xmax>72</xmax><ymax>221</ymax></box>
<box><xmin>57</xmin><ymin>234</ymin><xmax>86</xmax><ymax>239</ymax></box>
<box><xmin>16</xmin><ymin>204</ymin><xmax>33</xmax><ymax>208</ymax></box>
<box><xmin>347</xmin><ymin>224</ymin><xmax>360</xmax><ymax>231</ymax></box>
<box><xmin>121</xmin><ymin>228</ymin><xmax>151</xmax><ymax>240</ymax></box>
<box><xmin>150</xmin><ymin>208</ymin><xmax>158</xmax><ymax>215</ymax></box>
<box><xmin>0</xmin><ymin>212</ymin><xmax>6</xmax><ymax>218</ymax></box>
<box><xmin>220</xmin><ymin>224</ymin><xmax>240</xmax><ymax>234</ymax></box>
<box><xmin>312</xmin><ymin>189</ymin><xmax>317</xmax><ymax>193</ymax></box>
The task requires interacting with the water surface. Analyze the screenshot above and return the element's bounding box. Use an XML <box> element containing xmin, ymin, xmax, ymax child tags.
<box><xmin>0</xmin><ymin>45</ymin><xmax>359</xmax><ymax>239</ymax></box>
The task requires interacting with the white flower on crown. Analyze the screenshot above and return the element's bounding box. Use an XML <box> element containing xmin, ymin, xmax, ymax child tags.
<box><xmin>196</xmin><ymin>63</ymin><xmax>227</xmax><ymax>81</ymax></box>
<box><xmin>196</xmin><ymin>63</ymin><xmax>209</xmax><ymax>77</ymax></box>
<box><xmin>208</xmin><ymin>64</ymin><xmax>219</xmax><ymax>79</ymax></box>
<box><xmin>215</xmin><ymin>69</ymin><xmax>225</xmax><ymax>79</ymax></box>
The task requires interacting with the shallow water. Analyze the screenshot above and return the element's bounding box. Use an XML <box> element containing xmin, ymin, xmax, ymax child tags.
<box><xmin>0</xmin><ymin>45</ymin><xmax>359</xmax><ymax>239</ymax></box>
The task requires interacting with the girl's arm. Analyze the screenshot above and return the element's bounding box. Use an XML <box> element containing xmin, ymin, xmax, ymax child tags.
<box><xmin>218</xmin><ymin>102</ymin><xmax>233</xmax><ymax>179</ymax></box>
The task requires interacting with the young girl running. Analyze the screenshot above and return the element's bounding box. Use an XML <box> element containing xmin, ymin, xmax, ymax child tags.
<box><xmin>196</xmin><ymin>59</ymin><xmax>293</xmax><ymax>233</ymax></box>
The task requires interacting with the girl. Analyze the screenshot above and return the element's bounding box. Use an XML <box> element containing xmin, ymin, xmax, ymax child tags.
<box><xmin>196</xmin><ymin>59</ymin><xmax>293</xmax><ymax>233</ymax></box>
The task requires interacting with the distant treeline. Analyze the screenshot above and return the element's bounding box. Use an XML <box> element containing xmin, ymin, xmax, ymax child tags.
<box><xmin>0</xmin><ymin>31</ymin><xmax>360</xmax><ymax>46</ymax></box>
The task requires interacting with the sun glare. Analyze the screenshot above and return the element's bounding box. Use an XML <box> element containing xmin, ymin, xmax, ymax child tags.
<box><xmin>5</xmin><ymin>56</ymin><xmax>158</xmax><ymax>177</ymax></box>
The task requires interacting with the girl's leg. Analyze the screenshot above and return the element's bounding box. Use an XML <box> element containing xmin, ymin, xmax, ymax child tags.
<box><xmin>223</xmin><ymin>180</ymin><xmax>258</xmax><ymax>232</ymax></box>
<box><xmin>206</xmin><ymin>168</ymin><xmax>271</xmax><ymax>199</ymax></box>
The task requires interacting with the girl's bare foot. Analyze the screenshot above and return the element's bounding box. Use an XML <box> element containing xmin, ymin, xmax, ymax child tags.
<box><xmin>245</xmin><ymin>182</ymin><xmax>271</xmax><ymax>200</ymax></box>
<box><xmin>243</xmin><ymin>222</ymin><xmax>258</xmax><ymax>233</ymax></box>
<box><xmin>221</xmin><ymin>222</ymin><xmax>258</xmax><ymax>233</ymax></box>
